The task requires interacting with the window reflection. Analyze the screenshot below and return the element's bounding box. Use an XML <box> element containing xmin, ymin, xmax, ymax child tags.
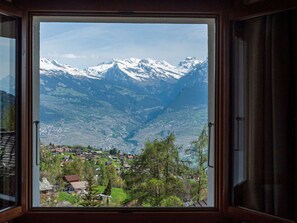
<box><xmin>0</xmin><ymin>14</ymin><xmax>17</xmax><ymax>211</ymax></box>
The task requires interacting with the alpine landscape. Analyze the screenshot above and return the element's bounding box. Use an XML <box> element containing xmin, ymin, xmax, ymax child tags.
<box><xmin>39</xmin><ymin>57</ymin><xmax>208</xmax><ymax>154</ymax></box>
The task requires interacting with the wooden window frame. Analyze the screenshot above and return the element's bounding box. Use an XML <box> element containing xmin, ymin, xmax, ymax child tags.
<box><xmin>20</xmin><ymin>11</ymin><xmax>227</xmax><ymax>223</ymax></box>
<box><xmin>0</xmin><ymin>2</ymin><xmax>26</xmax><ymax>223</ymax></box>
<box><xmin>3</xmin><ymin>1</ymin><xmax>296</xmax><ymax>223</ymax></box>
<box><xmin>227</xmin><ymin>3</ymin><xmax>297</xmax><ymax>223</ymax></box>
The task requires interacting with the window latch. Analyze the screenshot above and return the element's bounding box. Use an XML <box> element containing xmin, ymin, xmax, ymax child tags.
<box><xmin>208</xmin><ymin>122</ymin><xmax>214</xmax><ymax>168</ymax></box>
<box><xmin>33</xmin><ymin>120</ymin><xmax>40</xmax><ymax>166</ymax></box>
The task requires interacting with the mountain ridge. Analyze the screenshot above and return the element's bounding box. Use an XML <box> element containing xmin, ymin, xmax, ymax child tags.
<box><xmin>39</xmin><ymin>57</ymin><xmax>208</xmax><ymax>153</ymax></box>
<box><xmin>40</xmin><ymin>57</ymin><xmax>206</xmax><ymax>83</ymax></box>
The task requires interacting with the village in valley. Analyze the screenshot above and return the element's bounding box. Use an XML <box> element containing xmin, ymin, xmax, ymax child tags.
<box><xmin>39</xmin><ymin>143</ymin><xmax>135</xmax><ymax>207</ymax></box>
<box><xmin>39</xmin><ymin>131</ymin><xmax>209</xmax><ymax>208</ymax></box>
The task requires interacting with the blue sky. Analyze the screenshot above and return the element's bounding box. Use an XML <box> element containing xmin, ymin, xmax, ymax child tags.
<box><xmin>0</xmin><ymin>37</ymin><xmax>16</xmax><ymax>95</ymax></box>
<box><xmin>40</xmin><ymin>22</ymin><xmax>208</xmax><ymax>69</ymax></box>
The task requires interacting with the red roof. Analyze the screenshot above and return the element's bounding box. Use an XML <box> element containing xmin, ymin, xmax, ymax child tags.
<box><xmin>63</xmin><ymin>175</ymin><xmax>80</xmax><ymax>182</ymax></box>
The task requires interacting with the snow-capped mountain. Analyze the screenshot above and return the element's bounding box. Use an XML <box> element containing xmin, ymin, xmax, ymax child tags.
<box><xmin>40</xmin><ymin>58</ymin><xmax>98</xmax><ymax>79</ymax></box>
<box><xmin>40</xmin><ymin>57</ymin><xmax>205</xmax><ymax>83</ymax></box>
<box><xmin>39</xmin><ymin>57</ymin><xmax>208</xmax><ymax>153</ymax></box>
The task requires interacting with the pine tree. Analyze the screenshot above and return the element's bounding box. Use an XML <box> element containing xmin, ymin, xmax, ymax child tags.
<box><xmin>103</xmin><ymin>180</ymin><xmax>111</xmax><ymax>196</ymax></box>
<box><xmin>80</xmin><ymin>172</ymin><xmax>99</xmax><ymax>207</ymax></box>
<box><xmin>123</xmin><ymin>133</ymin><xmax>185</xmax><ymax>207</ymax></box>
<box><xmin>102</xmin><ymin>180</ymin><xmax>112</xmax><ymax>205</ymax></box>
<box><xmin>190</xmin><ymin>126</ymin><xmax>208</xmax><ymax>203</ymax></box>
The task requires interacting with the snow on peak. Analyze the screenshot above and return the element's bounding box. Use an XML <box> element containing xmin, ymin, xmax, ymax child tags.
<box><xmin>177</xmin><ymin>57</ymin><xmax>203</xmax><ymax>72</ymax></box>
<box><xmin>40</xmin><ymin>57</ymin><xmax>207</xmax><ymax>82</ymax></box>
<box><xmin>88</xmin><ymin>58</ymin><xmax>186</xmax><ymax>81</ymax></box>
<box><xmin>40</xmin><ymin>58</ymin><xmax>99</xmax><ymax>79</ymax></box>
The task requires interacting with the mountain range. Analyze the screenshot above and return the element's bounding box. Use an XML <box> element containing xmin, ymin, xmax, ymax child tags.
<box><xmin>39</xmin><ymin>57</ymin><xmax>208</xmax><ymax>153</ymax></box>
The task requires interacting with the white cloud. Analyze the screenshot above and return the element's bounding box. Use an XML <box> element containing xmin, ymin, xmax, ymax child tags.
<box><xmin>40</xmin><ymin>23</ymin><xmax>208</xmax><ymax>68</ymax></box>
<box><xmin>61</xmin><ymin>53</ymin><xmax>86</xmax><ymax>59</ymax></box>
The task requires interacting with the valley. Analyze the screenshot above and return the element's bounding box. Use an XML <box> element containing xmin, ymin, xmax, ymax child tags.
<box><xmin>39</xmin><ymin>57</ymin><xmax>208</xmax><ymax>153</ymax></box>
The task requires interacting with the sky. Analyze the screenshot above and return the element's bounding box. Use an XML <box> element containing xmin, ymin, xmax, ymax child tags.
<box><xmin>0</xmin><ymin>37</ymin><xmax>16</xmax><ymax>95</ymax></box>
<box><xmin>40</xmin><ymin>22</ymin><xmax>208</xmax><ymax>69</ymax></box>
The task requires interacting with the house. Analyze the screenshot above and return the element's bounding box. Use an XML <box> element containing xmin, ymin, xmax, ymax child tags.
<box><xmin>63</xmin><ymin>175</ymin><xmax>86</xmax><ymax>193</ymax></box>
<box><xmin>39</xmin><ymin>177</ymin><xmax>53</xmax><ymax>195</ymax></box>
<box><xmin>74</xmin><ymin>148</ymin><xmax>83</xmax><ymax>155</ymax></box>
<box><xmin>63</xmin><ymin>147</ymin><xmax>71</xmax><ymax>152</ymax></box>
<box><xmin>127</xmin><ymin>155</ymin><xmax>134</xmax><ymax>159</ymax></box>
<box><xmin>63</xmin><ymin>175</ymin><xmax>80</xmax><ymax>183</ymax></box>
<box><xmin>67</xmin><ymin>181</ymin><xmax>87</xmax><ymax>194</ymax></box>
<box><xmin>51</xmin><ymin>147</ymin><xmax>64</xmax><ymax>155</ymax></box>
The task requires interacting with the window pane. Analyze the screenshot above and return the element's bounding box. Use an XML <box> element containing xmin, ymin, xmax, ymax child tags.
<box><xmin>33</xmin><ymin>17</ymin><xmax>215</xmax><ymax>208</ymax></box>
<box><xmin>231</xmin><ymin>10</ymin><xmax>296</xmax><ymax>220</ymax></box>
<box><xmin>0</xmin><ymin>14</ymin><xmax>17</xmax><ymax>211</ymax></box>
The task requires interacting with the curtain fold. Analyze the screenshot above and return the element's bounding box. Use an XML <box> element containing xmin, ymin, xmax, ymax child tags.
<box><xmin>233</xmin><ymin>10</ymin><xmax>296</xmax><ymax>220</ymax></box>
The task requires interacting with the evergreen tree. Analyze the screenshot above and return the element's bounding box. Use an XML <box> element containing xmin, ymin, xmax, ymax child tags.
<box><xmin>102</xmin><ymin>180</ymin><xmax>112</xmax><ymax>205</ymax></box>
<box><xmin>103</xmin><ymin>180</ymin><xmax>112</xmax><ymax>196</ymax></box>
<box><xmin>190</xmin><ymin>126</ymin><xmax>208</xmax><ymax>203</ymax></box>
<box><xmin>123</xmin><ymin>133</ymin><xmax>186</xmax><ymax>207</ymax></box>
<box><xmin>80</xmin><ymin>172</ymin><xmax>99</xmax><ymax>207</ymax></box>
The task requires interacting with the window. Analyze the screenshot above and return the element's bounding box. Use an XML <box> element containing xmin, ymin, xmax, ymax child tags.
<box><xmin>1</xmin><ymin>0</ymin><xmax>297</xmax><ymax>222</ymax></box>
<box><xmin>31</xmin><ymin>16</ymin><xmax>216</xmax><ymax>209</ymax></box>
<box><xmin>230</xmin><ymin>9</ymin><xmax>296</xmax><ymax>221</ymax></box>
<box><xmin>0</xmin><ymin>13</ymin><xmax>19</xmax><ymax>212</ymax></box>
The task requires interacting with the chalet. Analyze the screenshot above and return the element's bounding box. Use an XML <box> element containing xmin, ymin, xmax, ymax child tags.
<box><xmin>53</xmin><ymin>148</ymin><xmax>64</xmax><ymax>153</ymax></box>
<box><xmin>63</xmin><ymin>175</ymin><xmax>80</xmax><ymax>183</ymax></box>
<box><xmin>63</xmin><ymin>147</ymin><xmax>71</xmax><ymax>152</ymax></box>
<box><xmin>127</xmin><ymin>155</ymin><xmax>134</xmax><ymax>159</ymax></box>
<box><xmin>67</xmin><ymin>181</ymin><xmax>87</xmax><ymax>194</ymax></box>
<box><xmin>39</xmin><ymin>177</ymin><xmax>53</xmax><ymax>195</ymax></box>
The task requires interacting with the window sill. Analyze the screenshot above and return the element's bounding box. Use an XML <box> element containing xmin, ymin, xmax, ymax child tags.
<box><xmin>14</xmin><ymin>210</ymin><xmax>226</xmax><ymax>223</ymax></box>
<box><xmin>0</xmin><ymin>206</ymin><xmax>23</xmax><ymax>223</ymax></box>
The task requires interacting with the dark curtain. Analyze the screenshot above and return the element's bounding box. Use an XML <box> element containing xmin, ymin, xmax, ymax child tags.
<box><xmin>232</xmin><ymin>10</ymin><xmax>296</xmax><ymax>219</ymax></box>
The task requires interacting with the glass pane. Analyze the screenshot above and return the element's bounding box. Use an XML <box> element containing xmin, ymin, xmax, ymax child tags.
<box><xmin>231</xmin><ymin>10</ymin><xmax>296</xmax><ymax>220</ymax></box>
<box><xmin>0</xmin><ymin>14</ymin><xmax>17</xmax><ymax>210</ymax></box>
<box><xmin>33</xmin><ymin>18</ymin><xmax>215</xmax><ymax>208</ymax></box>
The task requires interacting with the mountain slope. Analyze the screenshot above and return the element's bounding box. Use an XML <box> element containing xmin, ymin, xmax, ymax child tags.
<box><xmin>39</xmin><ymin>57</ymin><xmax>208</xmax><ymax>153</ymax></box>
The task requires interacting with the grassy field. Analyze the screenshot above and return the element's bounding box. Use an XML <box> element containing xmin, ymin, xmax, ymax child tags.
<box><xmin>58</xmin><ymin>186</ymin><xmax>127</xmax><ymax>207</ymax></box>
<box><xmin>58</xmin><ymin>192</ymin><xmax>79</xmax><ymax>205</ymax></box>
<box><xmin>96</xmin><ymin>186</ymin><xmax>127</xmax><ymax>206</ymax></box>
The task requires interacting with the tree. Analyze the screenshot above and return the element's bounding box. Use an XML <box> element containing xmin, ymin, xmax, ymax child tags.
<box><xmin>189</xmin><ymin>126</ymin><xmax>208</xmax><ymax>203</ymax></box>
<box><xmin>97</xmin><ymin>162</ymin><xmax>108</xmax><ymax>186</ymax></box>
<box><xmin>109</xmin><ymin>148</ymin><xmax>118</xmax><ymax>155</ymax></box>
<box><xmin>102</xmin><ymin>180</ymin><xmax>112</xmax><ymax>205</ymax></box>
<box><xmin>97</xmin><ymin>160</ymin><xmax>123</xmax><ymax>188</ymax></box>
<box><xmin>40</xmin><ymin>145</ymin><xmax>63</xmax><ymax>189</ymax></box>
<box><xmin>160</xmin><ymin>195</ymin><xmax>183</xmax><ymax>207</ymax></box>
<box><xmin>63</xmin><ymin>158</ymin><xmax>85</xmax><ymax>179</ymax></box>
<box><xmin>123</xmin><ymin>133</ymin><xmax>186</xmax><ymax>207</ymax></box>
<box><xmin>103</xmin><ymin>180</ymin><xmax>112</xmax><ymax>196</ymax></box>
<box><xmin>2</xmin><ymin>105</ymin><xmax>15</xmax><ymax>131</ymax></box>
<box><xmin>80</xmin><ymin>172</ymin><xmax>99</xmax><ymax>207</ymax></box>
